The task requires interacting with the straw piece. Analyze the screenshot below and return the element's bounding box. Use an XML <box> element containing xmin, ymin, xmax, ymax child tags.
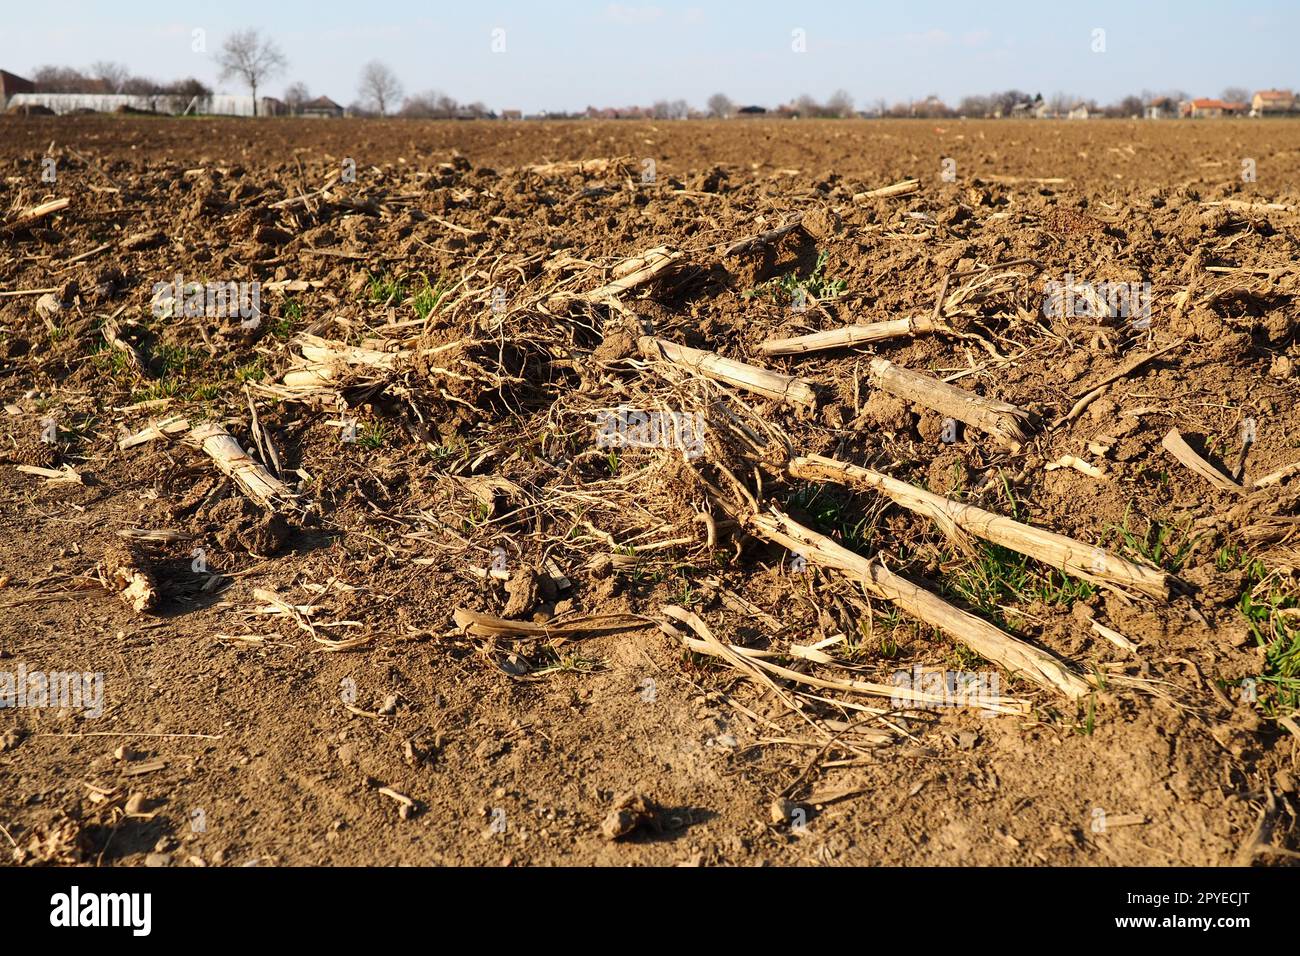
<box><xmin>760</xmin><ymin>316</ymin><xmax>939</xmax><ymax>356</ymax></box>
<box><xmin>584</xmin><ymin>247</ymin><xmax>683</xmax><ymax>303</ymax></box>
<box><xmin>663</xmin><ymin>605</ymin><xmax>1028</xmax><ymax>714</ymax></box>
<box><xmin>185</xmin><ymin>423</ymin><xmax>297</xmax><ymax>511</ymax></box>
<box><xmin>788</xmin><ymin>453</ymin><xmax>1170</xmax><ymax>598</ymax></box>
<box><xmin>1161</xmin><ymin>428</ymin><xmax>1245</xmax><ymax>495</ymax></box>
<box><xmin>639</xmin><ymin>336</ymin><xmax>817</xmax><ymax>409</ymax></box>
<box><xmin>745</xmin><ymin>506</ymin><xmax>1090</xmax><ymax>698</ymax></box>
<box><xmin>852</xmin><ymin>179</ymin><xmax>919</xmax><ymax>201</ymax></box>
<box><xmin>868</xmin><ymin>357</ymin><xmax>1031</xmax><ymax>449</ymax></box>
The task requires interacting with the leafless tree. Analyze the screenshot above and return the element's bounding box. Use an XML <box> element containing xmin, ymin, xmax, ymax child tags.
<box><xmin>1112</xmin><ymin>95</ymin><xmax>1144</xmax><ymax>117</ymax></box>
<box><xmin>1222</xmin><ymin>87</ymin><xmax>1250</xmax><ymax>106</ymax></box>
<box><xmin>399</xmin><ymin>91</ymin><xmax>437</xmax><ymax>118</ymax></box>
<box><xmin>216</xmin><ymin>28</ymin><xmax>287</xmax><ymax>116</ymax></box>
<box><xmin>794</xmin><ymin>94</ymin><xmax>821</xmax><ymax>117</ymax></box>
<box><xmin>284</xmin><ymin>82</ymin><xmax>310</xmax><ymax>114</ymax></box>
<box><xmin>706</xmin><ymin>93</ymin><xmax>734</xmax><ymax>118</ymax></box>
<box><xmin>359</xmin><ymin>61</ymin><xmax>403</xmax><ymax>116</ymax></box>
<box><xmin>435</xmin><ymin>94</ymin><xmax>459</xmax><ymax>119</ymax></box>
<box><xmin>33</xmin><ymin>66</ymin><xmax>87</xmax><ymax>93</ymax></box>
<box><xmin>121</xmin><ymin>75</ymin><xmax>158</xmax><ymax>96</ymax></box>
<box><xmin>90</xmin><ymin>61</ymin><xmax>129</xmax><ymax>93</ymax></box>
<box><xmin>826</xmin><ymin>89</ymin><xmax>854</xmax><ymax>118</ymax></box>
<box><xmin>958</xmin><ymin>95</ymin><xmax>991</xmax><ymax>117</ymax></box>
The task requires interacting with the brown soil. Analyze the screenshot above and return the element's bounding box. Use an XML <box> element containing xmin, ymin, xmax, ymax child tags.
<box><xmin>1</xmin><ymin>116</ymin><xmax>1298</xmax><ymax>867</ymax></box>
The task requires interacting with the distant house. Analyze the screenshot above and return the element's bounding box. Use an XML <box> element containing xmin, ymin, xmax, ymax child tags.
<box><xmin>1251</xmin><ymin>89</ymin><xmax>1295</xmax><ymax>116</ymax></box>
<box><xmin>299</xmin><ymin>96</ymin><xmax>344</xmax><ymax>118</ymax></box>
<box><xmin>1067</xmin><ymin>103</ymin><xmax>1090</xmax><ymax>120</ymax></box>
<box><xmin>1185</xmin><ymin>98</ymin><xmax>1244</xmax><ymax>118</ymax></box>
<box><xmin>501</xmin><ymin>109</ymin><xmax>522</xmax><ymax>121</ymax></box>
<box><xmin>1145</xmin><ymin>97</ymin><xmax>1175</xmax><ymax>119</ymax></box>
<box><xmin>0</xmin><ymin>69</ymin><xmax>35</xmax><ymax>110</ymax></box>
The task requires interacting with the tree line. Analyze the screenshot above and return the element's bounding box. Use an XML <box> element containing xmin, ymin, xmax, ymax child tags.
<box><xmin>21</xmin><ymin>27</ymin><xmax>1269</xmax><ymax>120</ymax></box>
<box><xmin>31</xmin><ymin>63</ymin><xmax>210</xmax><ymax>100</ymax></box>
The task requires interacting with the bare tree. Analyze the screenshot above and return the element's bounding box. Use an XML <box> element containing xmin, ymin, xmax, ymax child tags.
<box><xmin>1222</xmin><ymin>87</ymin><xmax>1250</xmax><ymax>106</ymax></box>
<box><xmin>90</xmin><ymin>61</ymin><xmax>129</xmax><ymax>93</ymax></box>
<box><xmin>958</xmin><ymin>94</ymin><xmax>991</xmax><ymax>117</ymax></box>
<box><xmin>359</xmin><ymin>61</ymin><xmax>403</xmax><ymax>116</ymax></box>
<box><xmin>795</xmin><ymin>94</ymin><xmax>821</xmax><ymax>117</ymax></box>
<box><xmin>706</xmin><ymin>93</ymin><xmax>734</xmax><ymax>118</ymax></box>
<box><xmin>121</xmin><ymin>75</ymin><xmax>158</xmax><ymax>96</ymax></box>
<box><xmin>826</xmin><ymin>89</ymin><xmax>854</xmax><ymax>118</ymax></box>
<box><xmin>33</xmin><ymin>66</ymin><xmax>87</xmax><ymax>93</ymax></box>
<box><xmin>284</xmin><ymin>82</ymin><xmax>310</xmax><ymax>114</ymax></box>
<box><xmin>216</xmin><ymin>29</ymin><xmax>287</xmax><ymax>116</ymax></box>
<box><xmin>1113</xmin><ymin>94</ymin><xmax>1144</xmax><ymax>117</ymax></box>
<box><xmin>399</xmin><ymin>91</ymin><xmax>437</xmax><ymax>118</ymax></box>
<box><xmin>435</xmin><ymin>94</ymin><xmax>459</xmax><ymax>119</ymax></box>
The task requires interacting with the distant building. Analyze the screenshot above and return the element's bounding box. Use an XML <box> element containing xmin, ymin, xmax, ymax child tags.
<box><xmin>1251</xmin><ymin>89</ymin><xmax>1295</xmax><ymax>116</ymax></box>
<box><xmin>299</xmin><ymin>96</ymin><xmax>344</xmax><ymax>118</ymax></box>
<box><xmin>0</xmin><ymin>69</ymin><xmax>35</xmax><ymax>110</ymax></box>
<box><xmin>1145</xmin><ymin>97</ymin><xmax>1176</xmax><ymax>119</ymax></box>
<box><xmin>1067</xmin><ymin>103</ymin><xmax>1091</xmax><ymax>120</ymax></box>
<box><xmin>1010</xmin><ymin>94</ymin><xmax>1044</xmax><ymax>118</ymax></box>
<box><xmin>501</xmin><ymin>109</ymin><xmax>522</xmax><ymax>120</ymax></box>
<box><xmin>1184</xmin><ymin>98</ymin><xmax>1245</xmax><ymax>118</ymax></box>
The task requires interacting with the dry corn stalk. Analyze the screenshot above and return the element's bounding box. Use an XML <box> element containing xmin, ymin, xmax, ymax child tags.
<box><xmin>583</xmin><ymin>247</ymin><xmax>683</xmax><ymax>303</ymax></box>
<box><xmin>760</xmin><ymin>316</ymin><xmax>939</xmax><ymax>356</ymax></box>
<box><xmin>523</xmin><ymin>157</ymin><xmax>631</xmax><ymax>176</ymax></box>
<box><xmin>639</xmin><ymin>336</ymin><xmax>817</xmax><ymax>409</ymax></box>
<box><xmin>746</xmin><ymin>505</ymin><xmax>1090</xmax><ymax>699</ymax></box>
<box><xmin>1255</xmin><ymin>461</ymin><xmax>1300</xmax><ymax>490</ymax></box>
<box><xmin>281</xmin><ymin>334</ymin><xmax>406</xmax><ymax>390</ymax></box>
<box><xmin>186</xmin><ymin>423</ymin><xmax>297</xmax><ymax>511</ymax></box>
<box><xmin>853</xmin><ymin>179</ymin><xmax>920</xmax><ymax>201</ymax></box>
<box><xmin>662</xmin><ymin>605</ymin><xmax>1029</xmax><ymax>714</ymax></box>
<box><xmin>118</xmin><ymin>415</ymin><xmax>191</xmax><ymax>449</ymax></box>
<box><xmin>2</xmin><ymin>197</ymin><xmax>70</xmax><ymax>235</ymax></box>
<box><xmin>868</xmin><ymin>357</ymin><xmax>1031</xmax><ymax>449</ymax></box>
<box><xmin>788</xmin><ymin>453</ymin><xmax>1171</xmax><ymax>598</ymax></box>
<box><xmin>1161</xmin><ymin>429</ymin><xmax>1244</xmax><ymax>495</ymax></box>
<box><xmin>119</xmin><ymin>418</ymin><xmax>296</xmax><ymax>511</ymax></box>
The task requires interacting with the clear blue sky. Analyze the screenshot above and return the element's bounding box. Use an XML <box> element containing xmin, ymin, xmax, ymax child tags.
<box><xmin>1</xmin><ymin>1</ymin><xmax>1295</xmax><ymax>112</ymax></box>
